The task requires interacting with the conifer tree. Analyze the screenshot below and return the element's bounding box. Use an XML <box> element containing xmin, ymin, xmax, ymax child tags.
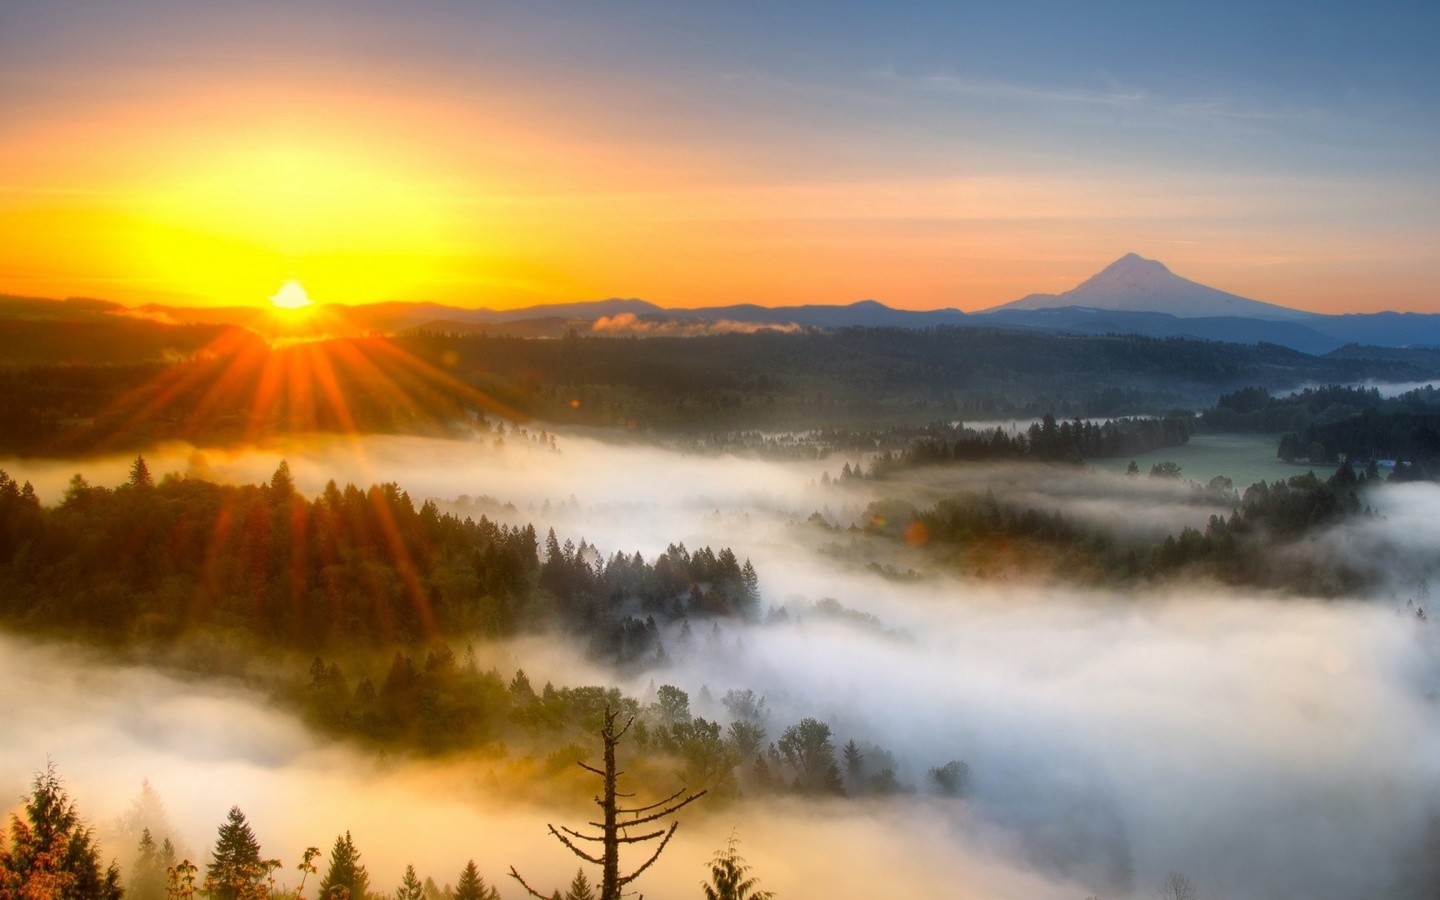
<box><xmin>117</xmin><ymin>778</ymin><xmax>177</xmax><ymax>853</ymax></box>
<box><xmin>453</xmin><ymin>860</ymin><xmax>499</xmax><ymax>900</ymax></box>
<box><xmin>318</xmin><ymin>831</ymin><xmax>369</xmax><ymax>900</ymax></box>
<box><xmin>129</xmin><ymin>454</ymin><xmax>155</xmax><ymax>488</ymax></box>
<box><xmin>509</xmin><ymin>669</ymin><xmax>536</xmax><ymax>701</ymax></box>
<box><xmin>204</xmin><ymin>806</ymin><xmax>262</xmax><ymax>900</ymax></box>
<box><xmin>269</xmin><ymin>460</ymin><xmax>295</xmax><ymax>500</ymax></box>
<box><xmin>740</xmin><ymin>560</ymin><xmax>760</xmax><ymax>616</ymax></box>
<box><xmin>701</xmin><ymin>832</ymin><xmax>774</xmax><ymax>900</ymax></box>
<box><xmin>0</xmin><ymin>762</ymin><xmax>123</xmax><ymax>900</ymax></box>
<box><xmin>394</xmin><ymin>864</ymin><xmax>424</xmax><ymax>900</ymax></box>
<box><xmin>132</xmin><ymin>827</ymin><xmax>168</xmax><ymax>900</ymax></box>
<box><xmin>842</xmin><ymin>740</ymin><xmax>865</xmax><ymax>792</ymax></box>
<box><xmin>562</xmin><ymin>867</ymin><xmax>596</xmax><ymax>900</ymax></box>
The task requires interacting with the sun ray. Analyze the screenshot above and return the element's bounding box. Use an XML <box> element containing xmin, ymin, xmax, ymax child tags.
<box><xmin>283</xmin><ymin>488</ymin><xmax>309</xmax><ymax>646</ymax></box>
<box><xmin>76</xmin><ymin>327</ymin><xmax>265</xmax><ymax>452</ymax></box>
<box><xmin>300</xmin><ymin>341</ymin><xmax>363</xmax><ymax>435</ymax></box>
<box><xmin>368</xmin><ymin>483</ymin><xmax>441</xmax><ymax>641</ymax></box>
<box><xmin>69</xmin><ymin>315</ymin><xmax>539</xmax><ymax>647</ymax></box>
<box><xmin>70</xmin><ymin>303</ymin><xmax>531</xmax><ymax>585</ymax></box>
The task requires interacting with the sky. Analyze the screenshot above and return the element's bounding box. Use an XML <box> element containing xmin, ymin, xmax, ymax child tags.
<box><xmin>0</xmin><ymin>1</ymin><xmax>1436</xmax><ymax>313</ymax></box>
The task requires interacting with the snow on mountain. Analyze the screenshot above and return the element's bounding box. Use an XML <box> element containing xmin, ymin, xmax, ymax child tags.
<box><xmin>987</xmin><ymin>253</ymin><xmax>1315</xmax><ymax>320</ymax></box>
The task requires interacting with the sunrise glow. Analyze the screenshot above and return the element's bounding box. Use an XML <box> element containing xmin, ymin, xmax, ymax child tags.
<box><xmin>269</xmin><ymin>280</ymin><xmax>313</xmax><ymax>311</ymax></box>
<box><xmin>0</xmin><ymin>4</ymin><xmax>1433</xmax><ymax>314</ymax></box>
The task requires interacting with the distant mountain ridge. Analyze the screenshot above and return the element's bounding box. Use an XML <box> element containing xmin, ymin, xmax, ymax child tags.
<box><xmin>973</xmin><ymin>307</ymin><xmax>1345</xmax><ymax>356</ymax></box>
<box><xmin>122</xmin><ymin>296</ymin><xmax>971</xmax><ymax>336</ymax></box>
<box><xmin>395</xmin><ymin>297</ymin><xmax>970</xmax><ymax>330</ymax></box>
<box><xmin>8</xmin><ymin>252</ymin><xmax>1440</xmax><ymax>353</ymax></box>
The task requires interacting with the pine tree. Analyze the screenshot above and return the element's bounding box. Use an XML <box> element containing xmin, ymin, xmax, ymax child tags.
<box><xmin>509</xmin><ymin>669</ymin><xmax>536</xmax><ymax>701</ymax></box>
<box><xmin>453</xmin><ymin>860</ymin><xmax>499</xmax><ymax>900</ymax></box>
<box><xmin>132</xmin><ymin>827</ymin><xmax>168</xmax><ymax>900</ymax></box>
<box><xmin>318</xmin><ymin>832</ymin><xmax>369</xmax><ymax>900</ymax></box>
<box><xmin>701</xmin><ymin>832</ymin><xmax>774</xmax><ymax>900</ymax></box>
<box><xmin>740</xmin><ymin>560</ymin><xmax>760</xmax><ymax>617</ymax></box>
<box><xmin>269</xmin><ymin>460</ymin><xmax>295</xmax><ymax>500</ymax></box>
<box><xmin>129</xmin><ymin>454</ymin><xmax>155</xmax><ymax>488</ymax></box>
<box><xmin>562</xmin><ymin>867</ymin><xmax>596</xmax><ymax>900</ymax></box>
<box><xmin>117</xmin><ymin>778</ymin><xmax>176</xmax><ymax>852</ymax></box>
<box><xmin>842</xmin><ymin>739</ymin><xmax>865</xmax><ymax>793</ymax></box>
<box><xmin>0</xmin><ymin>762</ymin><xmax>124</xmax><ymax>900</ymax></box>
<box><xmin>394</xmin><ymin>864</ymin><xmax>424</xmax><ymax>900</ymax></box>
<box><xmin>204</xmin><ymin>806</ymin><xmax>262</xmax><ymax>900</ymax></box>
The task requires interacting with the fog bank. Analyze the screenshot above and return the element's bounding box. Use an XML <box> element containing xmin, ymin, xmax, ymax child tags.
<box><xmin>5</xmin><ymin>432</ymin><xmax>1440</xmax><ymax>897</ymax></box>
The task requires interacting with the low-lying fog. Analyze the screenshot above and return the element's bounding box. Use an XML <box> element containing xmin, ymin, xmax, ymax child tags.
<box><xmin>4</xmin><ymin>431</ymin><xmax>1439</xmax><ymax>898</ymax></box>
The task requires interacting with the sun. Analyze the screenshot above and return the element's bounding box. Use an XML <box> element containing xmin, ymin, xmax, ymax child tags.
<box><xmin>270</xmin><ymin>280</ymin><xmax>314</xmax><ymax>310</ymax></box>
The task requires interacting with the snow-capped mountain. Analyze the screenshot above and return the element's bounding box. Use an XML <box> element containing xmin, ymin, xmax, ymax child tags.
<box><xmin>987</xmin><ymin>253</ymin><xmax>1315</xmax><ymax>320</ymax></box>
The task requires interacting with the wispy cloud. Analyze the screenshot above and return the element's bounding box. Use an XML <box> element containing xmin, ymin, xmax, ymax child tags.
<box><xmin>878</xmin><ymin>68</ymin><xmax>1151</xmax><ymax>108</ymax></box>
<box><xmin>868</xmin><ymin>67</ymin><xmax>1325</xmax><ymax>127</ymax></box>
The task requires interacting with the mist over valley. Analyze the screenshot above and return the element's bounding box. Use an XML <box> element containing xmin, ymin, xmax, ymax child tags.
<box><xmin>4</xmin><ymin>414</ymin><xmax>1440</xmax><ymax>898</ymax></box>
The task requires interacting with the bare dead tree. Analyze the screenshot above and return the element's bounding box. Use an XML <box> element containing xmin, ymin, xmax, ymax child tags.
<box><xmin>1157</xmin><ymin>871</ymin><xmax>1198</xmax><ymax>900</ymax></box>
<box><xmin>510</xmin><ymin>706</ymin><xmax>706</xmax><ymax>900</ymax></box>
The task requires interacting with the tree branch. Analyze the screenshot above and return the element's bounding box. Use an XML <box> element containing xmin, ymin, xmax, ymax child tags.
<box><xmin>617</xmin><ymin>823</ymin><xmax>678</xmax><ymax>887</ymax></box>
<box><xmin>507</xmin><ymin>867</ymin><xmax>555</xmax><ymax>900</ymax></box>
<box><xmin>617</xmin><ymin>788</ymin><xmax>686</xmax><ymax>815</ymax></box>
<box><xmin>547</xmin><ymin>825</ymin><xmax>603</xmax><ymax>865</ymax></box>
<box><xmin>621</xmin><ymin>789</ymin><xmax>706</xmax><ymax>828</ymax></box>
<box><xmin>614</xmin><ymin>714</ymin><xmax>635</xmax><ymax>741</ymax></box>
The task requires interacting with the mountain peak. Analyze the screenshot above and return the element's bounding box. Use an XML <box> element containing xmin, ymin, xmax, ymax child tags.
<box><xmin>983</xmin><ymin>254</ymin><xmax>1313</xmax><ymax>320</ymax></box>
<box><xmin>1106</xmin><ymin>252</ymin><xmax>1170</xmax><ymax>273</ymax></box>
<box><xmin>1088</xmin><ymin>253</ymin><xmax>1174</xmax><ymax>286</ymax></box>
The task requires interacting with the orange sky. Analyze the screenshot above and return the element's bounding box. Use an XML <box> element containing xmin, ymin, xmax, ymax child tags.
<box><xmin>1</xmin><ymin>2</ymin><xmax>1436</xmax><ymax>314</ymax></box>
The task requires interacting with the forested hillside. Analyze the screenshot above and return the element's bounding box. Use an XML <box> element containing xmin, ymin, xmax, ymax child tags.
<box><xmin>2</xmin><ymin>307</ymin><xmax>1438</xmax><ymax>453</ymax></box>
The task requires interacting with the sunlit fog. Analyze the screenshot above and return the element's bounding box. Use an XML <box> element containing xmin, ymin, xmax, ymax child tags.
<box><xmin>4</xmin><ymin>431</ymin><xmax>1438</xmax><ymax>898</ymax></box>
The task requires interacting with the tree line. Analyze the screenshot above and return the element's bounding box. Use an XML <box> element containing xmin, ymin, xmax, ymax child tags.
<box><xmin>293</xmin><ymin>653</ymin><xmax>970</xmax><ymax>809</ymax></box>
<box><xmin>0</xmin><ymin>461</ymin><xmax>756</xmax><ymax>660</ymax></box>
<box><xmin>848</xmin><ymin>412</ymin><xmax>1191</xmax><ymax>477</ymax></box>
<box><xmin>0</xmin><ymin>464</ymin><xmax>971</xmax><ymax>805</ymax></box>
<box><xmin>1201</xmin><ymin>383</ymin><xmax>1440</xmax><ymax>478</ymax></box>
<box><xmin>5</xmin><ymin>313</ymin><xmax>1439</xmax><ymax>453</ymax></box>
<box><xmin>851</xmin><ymin>461</ymin><xmax>1375</xmax><ymax>595</ymax></box>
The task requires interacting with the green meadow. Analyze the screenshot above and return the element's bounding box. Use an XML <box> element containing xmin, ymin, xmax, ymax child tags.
<box><xmin>1088</xmin><ymin>431</ymin><xmax>1339</xmax><ymax>487</ymax></box>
